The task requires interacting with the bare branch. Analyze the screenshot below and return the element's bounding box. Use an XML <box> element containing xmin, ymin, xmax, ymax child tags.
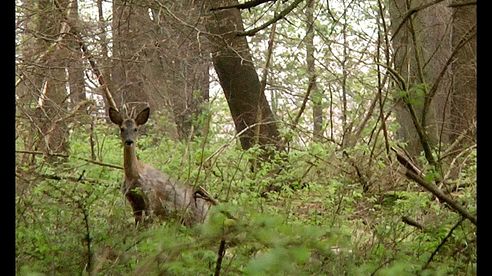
<box><xmin>391</xmin><ymin>0</ymin><xmax>446</xmax><ymax>42</ymax></box>
<box><xmin>53</xmin><ymin>0</ymin><xmax>118</xmax><ymax>110</ymax></box>
<box><xmin>236</xmin><ymin>0</ymin><xmax>305</xmax><ymax>36</ymax></box>
<box><xmin>448</xmin><ymin>1</ymin><xmax>476</xmax><ymax>8</ymax></box>
<box><xmin>422</xmin><ymin>217</ymin><xmax>466</xmax><ymax>270</ymax></box>
<box><xmin>423</xmin><ymin>23</ymin><xmax>476</xmax><ymax>116</ymax></box>
<box><xmin>16</xmin><ymin>150</ymin><xmax>123</xmax><ymax>170</ymax></box>
<box><xmin>292</xmin><ymin>78</ymin><xmax>315</xmax><ymax>129</ymax></box>
<box><xmin>210</xmin><ymin>0</ymin><xmax>276</xmax><ymax>11</ymax></box>
<box><xmin>214</xmin><ymin>240</ymin><xmax>227</xmax><ymax>276</ymax></box>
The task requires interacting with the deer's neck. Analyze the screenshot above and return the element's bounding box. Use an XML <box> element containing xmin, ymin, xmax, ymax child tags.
<box><xmin>123</xmin><ymin>145</ymin><xmax>141</xmax><ymax>179</ymax></box>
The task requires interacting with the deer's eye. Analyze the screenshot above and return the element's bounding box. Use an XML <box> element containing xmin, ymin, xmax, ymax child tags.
<box><xmin>134</xmin><ymin>128</ymin><xmax>137</xmax><ymax>132</ymax></box>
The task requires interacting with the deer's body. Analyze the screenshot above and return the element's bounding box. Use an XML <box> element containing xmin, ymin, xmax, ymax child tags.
<box><xmin>110</xmin><ymin>106</ymin><xmax>211</xmax><ymax>226</ymax></box>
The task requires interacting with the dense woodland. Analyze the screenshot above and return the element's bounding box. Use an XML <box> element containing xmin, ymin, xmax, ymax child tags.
<box><xmin>15</xmin><ymin>0</ymin><xmax>476</xmax><ymax>275</ymax></box>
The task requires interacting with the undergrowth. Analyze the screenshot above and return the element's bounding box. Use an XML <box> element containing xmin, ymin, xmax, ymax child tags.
<box><xmin>15</xmin><ymin>122</ymin><xmax>476</xmax><ymax>275</ymax></box>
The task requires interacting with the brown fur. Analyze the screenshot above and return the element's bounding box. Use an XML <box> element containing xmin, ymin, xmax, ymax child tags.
<box><xmin>109</xmin><ymin>107</ymin><xmax>212</xmax><ymax>226</ymax></box>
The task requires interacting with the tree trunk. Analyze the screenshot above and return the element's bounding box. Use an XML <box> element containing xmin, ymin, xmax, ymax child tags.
<box><xmin>111</xmin><ymin>0</ymin><xmax>150</xmax><ymax>113</ymax></box>
<box><xmin>306</xmin><ymin>0</ymin><xmax>322</xmax><ymax>141</ymax></box>
<box><xmin>389</xmin><ymin>0</ymin><xmax>453</xmax><ymax>157</ymax></box>
<box><xmin>97</xmin><ymin>0</ymin><xmax>112</xmax><ymax>120</ymax></box>
<box><xmin>31</xmin><ymin>0</ymin><xmax>72</xmax><ymax>156</ymax></box>
<box><xmin>341</xmin><ymin>2</ymin><xmax>349</xmax><ymax>146</ymax></box>
<box><xmin>149</xmin><ymin>1</ymin><xmax>210</xmax><ymax>140</ymax></box>
<box><xmin>66</xmin><ymin>0</ymin><xmax>86</xmax><ymax>106</ymax></box>
<box><xmin>202</xmin><ymin>0</ymin><xmax>281</xmax><ymax>151</ymax></box>
<box><xmin>449</xmin><ymin>1</ymin><xmax>476</xmax><ymax>146</ymax></box>
<box><xmin>112</xmin><ymin>1</ymin><xmax>209</xmax><ymax>140</ymax></box>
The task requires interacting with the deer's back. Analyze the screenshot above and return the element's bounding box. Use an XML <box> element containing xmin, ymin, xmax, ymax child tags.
<box><xmin>125</xmin><ymin>164</ymin><xmax>210</xmax><ymax>225</ymax></box>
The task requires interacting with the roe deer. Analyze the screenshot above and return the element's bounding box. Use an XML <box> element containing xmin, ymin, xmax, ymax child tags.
<box><xmin>108</xmin><ymin>106</ymin><xmax>213</xmax><ymax>226</ymax></box>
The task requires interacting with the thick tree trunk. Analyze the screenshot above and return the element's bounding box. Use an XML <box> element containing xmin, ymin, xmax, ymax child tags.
<box><xmin>449</xmin><ymin>1</ymin><xmax>476</xmax><ymax>146</ymax></box>
<box><xmin>111</xmin><ymin>0</ymin><xmax>150</xmax><ymax>113</ymax></box>
<box><xmin>149</xmin><ymin>1</ymin><xmax>210</xmax><ymax>140</ymax></box>
<box><xmin>389</xmin><ymin>0</ymin><xmax>453</xmax><ymax>157</ymax></box>
<box><xmin>202</xmin><ymin>0</ymin><xmax>281</xmax><ymax>151</ymax></box>
<box><xmin>112</xmin><ymin>1</ymin><xmax>209</xmax><ymax>140</ymax></box>
<box><xmin>30</xmin><ymin>0</ymin><xmax>72</xmax><ymax>156</ymax></box>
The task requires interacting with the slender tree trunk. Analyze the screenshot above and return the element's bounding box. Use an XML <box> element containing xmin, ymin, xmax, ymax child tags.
<box><xmin>202</xmin><ymin>0</ymin><xmax>281</xmax><ymax>151</ymax></box>
<box><xmin>341</xmin><ymin>2</ymin><xmax>349</xmax><ymax>146</ymax></box>
<box><xmin>66</xmin><ymin>0</ymin><xmax>86</xmax><ymax>106</ymax></box>
<box><xmin>97</xmin><ymin>0</ymin><xmax>112</xmax><ymax>120</ymax></box>
<box><xmin>306</xmin><ymin>0</ymin><xmax>322</xmax><ymax>141</ymax></box>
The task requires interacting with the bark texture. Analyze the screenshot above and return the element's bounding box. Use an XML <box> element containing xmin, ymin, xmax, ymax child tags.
<box><xmin>389</xmin><ymin>0</ymin><xmax>453</xmax><ymax>156</ymax></box>
<box><xmin>306</xmin><ymin>0</ymin><xmax>323</xmax><ymax>140</ymax></box>
<box><xmin>202</xmin><ymin>0</ymin><xmax>281</xmax><ymax>150</ymax></box>
<box><xmin>449</xmin><ymin>0</ymin><xmax>476</xmax><ymax>145</ymax></box>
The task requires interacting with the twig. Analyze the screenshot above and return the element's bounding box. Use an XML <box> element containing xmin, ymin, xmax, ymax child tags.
<box><xmin>440</xmin><ymin>120</ymin><xmax>476</xmax><ymax>161</ymax></box>
<box><xmin>17</xmin><ymin>170</ymin><xmax>119</xmax><ymax>188</ymax></box>
<box><xmin>422</xmin><ymin>217</ymin><xmax>465</xmax><ymax>270</ymax></box>
<box><xmin>202</xmin><ymin>120</ymin><xmax>278</xmax><ymax>165</ymax></box>
<box><xmin>80</xmin><ymin>202</ymin><xmax>93</xmax><ymax>273</ymax></box>
<box><xmin>214</xmin><ymin>239</ymin><xmax>227</xmax><ymax>276</ymax></box>
<box><xmin>237</xmin><ymin>0</ymin><xmax>304</xmax><ymax>36</ymax></box>
<box><xmin>15</xmin><ymin>150</ymin><xmax>123</xmax><ymax>170</ymax></box>
<box><xmin>292</xmin><ymin>79</ymin><xmax>315</xmax><ymax>129</ymax></box>
<box><xmin>342</xmin><ymin>151</ymin><xmax>370</xmax><ymax>192</ymax></box>
<box><xmin>370</xmin><ymin>257</ymin><xmax>395</xmax><ymax>276</ymax></box>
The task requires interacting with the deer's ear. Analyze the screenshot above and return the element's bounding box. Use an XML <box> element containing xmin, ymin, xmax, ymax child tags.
<box><xmin>135</xmin><ymin>107</ymin><xmax>150</xmax><ymax>126</ymax></box>
<box><xmin>108</xmin><ymin>107</ymin><xmax>123</xmax><ymax>125</ymax></box>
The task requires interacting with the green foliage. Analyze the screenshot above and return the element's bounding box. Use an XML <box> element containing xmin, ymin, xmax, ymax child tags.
<box><xmin>16</xmin><ymin>121</ymin><xmax>476</xmax><ymax>275</ymax></box>
<box><xmin>395</xmin><ymin>83</ymin><xmax>429</xmax><ymax>108</ymax></box>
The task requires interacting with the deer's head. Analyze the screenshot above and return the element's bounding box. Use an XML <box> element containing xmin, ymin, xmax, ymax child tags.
<box><xmin>109</xmin><ymin>107</ymin><xmax>150</xmax><ymax>147</ymax></box>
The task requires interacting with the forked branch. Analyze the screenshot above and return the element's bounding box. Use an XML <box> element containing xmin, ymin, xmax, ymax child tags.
<box><xmin>237</xmin><ymin>0</ymin><xmax>304</xmax><ymax>36</ymax></box>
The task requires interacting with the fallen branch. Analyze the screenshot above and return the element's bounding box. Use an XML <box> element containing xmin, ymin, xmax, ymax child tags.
<box><xmin>402</xmin><ymin>216</ymin><xmax>425</xmax><ymax>231</ymax></box>
<box><xmin>404</xmin><ymin>170</ymin><xmax>476</xmax><ymax>225</ymax></box>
